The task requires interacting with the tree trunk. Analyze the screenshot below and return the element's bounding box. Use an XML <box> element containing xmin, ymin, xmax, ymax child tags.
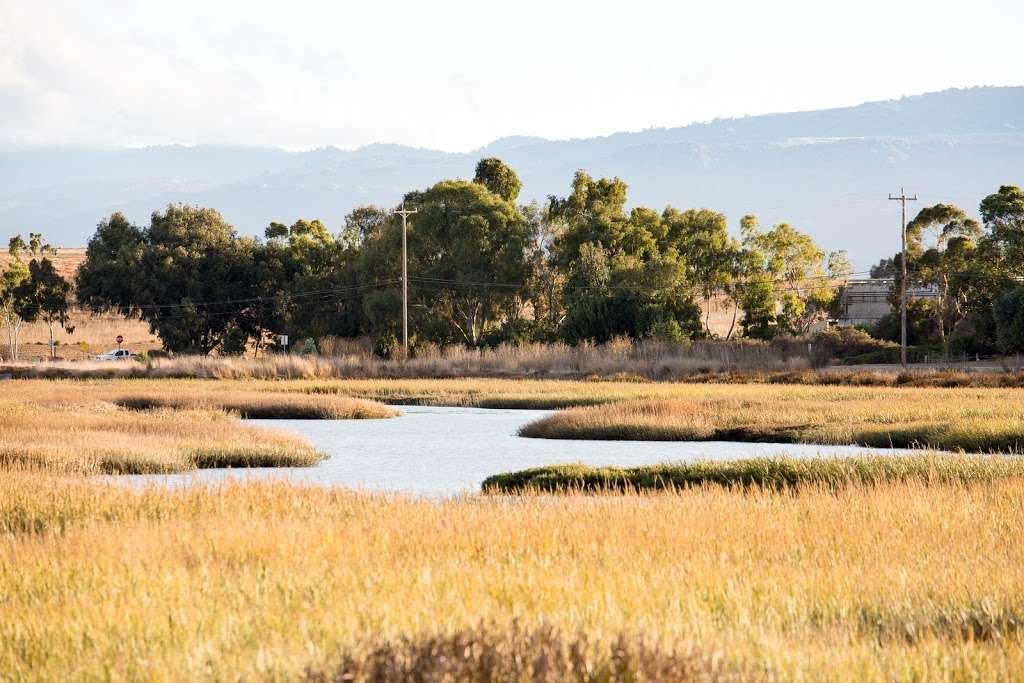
<box><xmin>725</xmin><ymin>301</ymin><xmax>739</xmax><ymax>340</ymax></box>
<box><xmin>11</xmin><ymin>320</ymin><xmax>21</xmax><ymax>361</ymax></box>
<box><xmin>48</xmin><ymin>319</ymin><xmax>55</xmax><ymax>360</ymax></box>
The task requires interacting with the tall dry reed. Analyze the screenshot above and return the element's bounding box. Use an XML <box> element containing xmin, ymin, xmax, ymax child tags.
<box><xmin>0</xmin><ymin>380</ymin><xmax>395</xmax><ymax>472</ymax></box>
<box><xmin>1</xmin><ymin>472</ymin><xmax>1022</xmax><ymax>680</ymax></box>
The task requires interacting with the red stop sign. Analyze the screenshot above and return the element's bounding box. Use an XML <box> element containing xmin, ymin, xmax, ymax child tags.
<box><xmin>116</xmin><ymin>335</ymin><xmax>124</xmax><ymax>344</ymax></box>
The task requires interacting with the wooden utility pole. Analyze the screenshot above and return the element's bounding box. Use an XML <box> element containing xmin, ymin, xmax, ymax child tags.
<box><xmin>392</xmin><ymin>202</ymin><xmax>417</xmax><ymax>359</ymax></box>
<box><xmin>888</xmin><ymin>188</ymin><xmax>917</xmax><ymax>367</ymax></box>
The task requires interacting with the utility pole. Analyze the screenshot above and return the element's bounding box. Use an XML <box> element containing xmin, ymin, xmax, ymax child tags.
<box><xmin>391</xmin><ymin>202</ymin><xmax>417</xmax><ymax>359</ymax></box>
<box><xmin>889</xmin><ymin>188</ymin><xmax>917</xmax><ymax>367</ymax></box>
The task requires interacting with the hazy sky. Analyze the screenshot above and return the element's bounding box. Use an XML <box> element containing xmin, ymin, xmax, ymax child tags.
<box><xmin>2</xmin><ymin>0</ymin><xmax>1022</xmax><ymax>151</ymax></box>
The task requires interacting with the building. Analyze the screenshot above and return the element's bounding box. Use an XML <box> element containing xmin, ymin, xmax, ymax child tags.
<box><xmin>837</xmin><ymin>279</ymin><xmax>939</xmax><ymax>328</ymax></box>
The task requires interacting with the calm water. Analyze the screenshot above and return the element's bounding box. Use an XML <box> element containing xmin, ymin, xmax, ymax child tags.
<box><xmin>119</xmin><ymin>406</ymin><xmax>911</xmax><ymax>495</ymax></box>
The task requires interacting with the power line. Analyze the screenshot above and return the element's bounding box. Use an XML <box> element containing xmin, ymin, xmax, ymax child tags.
<box><xmin>14</xmin><ymin>279</ymin><xmax>400</xmax><ymax>317</ymax></box>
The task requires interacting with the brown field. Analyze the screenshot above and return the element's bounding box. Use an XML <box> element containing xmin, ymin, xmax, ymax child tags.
<box><xmin>1</xmin><ymin>246</ymin><xmax>159</xmax><ymax>360</ymax></box>
<box><xmin>0</xmin><ymin>246</ymin><xmax>86</xmax><ymax>279</ymax></box>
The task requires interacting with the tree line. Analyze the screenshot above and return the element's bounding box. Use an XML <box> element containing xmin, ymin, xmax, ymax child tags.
<box><xmin>67</xmin><ymin>159</ymin><xmax>850</xmax><ymax>356</ymax></box>
<box><xmin>2</xmin><ymin>158</ymin><xmax>1023</xmax><ymax>359</ymax></box>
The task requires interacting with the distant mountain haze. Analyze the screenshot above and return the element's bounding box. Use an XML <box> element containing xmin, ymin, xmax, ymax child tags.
<box><xmin>1</xmin><ymin>86</ymin><xmax>1021</xmax><ymax>269</ymax></box>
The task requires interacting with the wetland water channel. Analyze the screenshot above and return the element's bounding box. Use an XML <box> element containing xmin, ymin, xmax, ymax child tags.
<box><xmin>122</xmin><ymin>405</ymin><xmax>912</xmax><ymax>495</ymax></box>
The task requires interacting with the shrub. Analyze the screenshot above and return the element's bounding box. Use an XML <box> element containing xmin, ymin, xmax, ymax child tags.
<box><xmin>810</xmin><ymin>326</ymin><xmax>895</xmax><ymax>366</ymax></box>
<box><xmin>220</xmin><ymin>326</ymin><xmax>248</xmax><ymax>356</ymax></box>
<box><xmin>374</xmin><ymin>332</ymin><xmax>399</xmax><ymax>360</ymax></box>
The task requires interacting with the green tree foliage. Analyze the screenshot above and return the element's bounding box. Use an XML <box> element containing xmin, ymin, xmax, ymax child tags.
<box><xmin>901</xmin><ymin>204</ymin><xmax>982</xmax><ymax>345</ymax></box>
<box><xmin>405</xmin><ymin>179</ymin><xmax>532</xmax><ymax>345</ymax></box>
<box><xmin>1</xmin><ymin>236</ymin><xmax>33</xmax><ymax>360</ymax></box>
<box><xmin>993</xmin><ymin>286</ymin><xmax>1024</xmax><ymax>354</ymax></box>
<box><xmin>70</xmin><ymin>162</ymin><xmax>1021</xmax><ymax>356</ymax></box>
<box><xmin>15</xmin><ymin>256</ymin><xmax>74</xmax><ymax>359</ymax></box>
<box><xmin>1</xmin><ymin>233</ymin><xmax>68</xmax><ymax>360</ymax></box>
<box><xmin>77</xmin><ymin>206</ymin><xmax>261</xmax><ymax>354</ymax></box>
<box><xmin>549</xmin><ymin>175</ymin><xmax>704</xmax><ymax>343</ymax></box>
<box><xmin>874</xmin><ymin>191</ymin><xmax>1023</xmax><ymax>352</ymax></box>
<box><xmin>734</xmin><ymin>216</ymin><xmax>833</xmax><ymax>337</ymax></box>
<box><xmin>473</xmin><ymin>158</ymin><xmax>522</xmax><ymax>203</ymax></box>
<box><xmin>259</xmin><ymin>217</ymin><xmax>356</xmax><ymax>345</ymax></box>
<box><xmin>980</xmin><ymin>185</ymin><xmax>1024</xmax><ymax>257</ymax></box>
<box><xmin>549</xmin><ymin>172</ymin><xmax>640</xmax><ymax>266</ymax></box>
<box><xmin>662</xmin><ymin>208</ymin><xmax>738</xmax><ymax>335</ymax></box>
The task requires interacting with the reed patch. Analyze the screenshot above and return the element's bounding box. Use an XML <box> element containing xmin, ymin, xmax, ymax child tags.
<box><xmin>0</xmin><ymin>380</ymin><xmax>396</xmax><ymax>473</ymax></box>
<box><xmin>1</xmin><ymin>472</ymin><xmax>1022</xmax><ymax>680</ymax></box>
<box><xmin>518</xmin><ymin>392</ymin><xmax>1024</xmax><ymax>452</ymax></box>
<box><xmin>482</xmin><ymin>455</ymin><xmax>1024</xmax><ymax>493</ymax></box>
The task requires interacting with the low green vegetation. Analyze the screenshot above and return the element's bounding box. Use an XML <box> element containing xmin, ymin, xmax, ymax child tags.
<box><xmin>482</xmin><ymin>454</ymin><xmax>1024</xmax><ymax>493</ymax></box>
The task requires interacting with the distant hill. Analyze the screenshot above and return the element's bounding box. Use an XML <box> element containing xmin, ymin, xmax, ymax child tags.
<box><xmin>1</xmin><ymin>86</ymin><xmax>1022</xmax><ymax>268</ymax></box>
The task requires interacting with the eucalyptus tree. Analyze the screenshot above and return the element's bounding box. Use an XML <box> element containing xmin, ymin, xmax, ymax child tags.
<box><xmin>405</xmin><ymin>179</ymin><xmax>532</xmax><ymax>346</ymax></box>
<box><xmin>903</xmin><ymin>203</ymin><xmax>982</xmax><ymax>344</ymax></box>
<box><xmin>734</xmin><ymin>215</ymin><xmax>831</xmax><ymax>336</ymax></box>
<box><xmin>662</xmin><ymin>207</ymin><xmax>738</xmax><ymax>336</ymax></box>
<box><xmin>473</xmin><ymin>158</ymin><xmax>522</xmax><ymax>203</ymax></box>
<box><xmin>14</xmin><ymin>255</ymin><xmax>74</xmax><ymax>359</ymax></box>
<box><xmin>77</xmin><ymin>206</ymin><xmax>262</xmax><ymax>354</ymax></box>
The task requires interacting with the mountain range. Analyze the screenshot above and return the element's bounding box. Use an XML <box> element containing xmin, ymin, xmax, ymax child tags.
<box><xmin>1</xmin><ymin>86</ymin><xmax>1022</xmax><ymax>269</ymax></box>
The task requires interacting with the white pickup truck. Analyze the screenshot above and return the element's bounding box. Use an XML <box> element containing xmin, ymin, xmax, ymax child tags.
<box><xmin>94</xmin><ymin>349</ymin><xmax>134</xmax><ymax>361</ymax></box>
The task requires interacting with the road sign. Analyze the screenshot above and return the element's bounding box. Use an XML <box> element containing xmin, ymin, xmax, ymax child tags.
<box><xmin>116</xmin><ymin>335</ymin><xmax>124</xmax><ymax>348</ymax></box>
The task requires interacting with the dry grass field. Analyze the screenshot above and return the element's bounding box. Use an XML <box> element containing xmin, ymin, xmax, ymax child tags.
<box><xmin>1</xmin><ymin>246</ymin><xmax>160</xmax><ymax>360</ymax></box>
<box><xmin>0</xmin><ymin>380</ymin><xmax>395</xmax><ymax>473</ymax></box>
<box><xmin>1</xmin><ymin>472</ymin><xmax>1022</xmax><ymax>680</ymax></box>
<box><xmin>0</xmin><ymin>246</ymin><xmax>86</xmax><ymax>280</ymax></box>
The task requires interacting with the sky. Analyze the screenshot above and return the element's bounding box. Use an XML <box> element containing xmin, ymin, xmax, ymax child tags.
<box><xmin>1</xmin><ymin>0</ymin><xmax>1023</xmax><ymax>152</ymax></box>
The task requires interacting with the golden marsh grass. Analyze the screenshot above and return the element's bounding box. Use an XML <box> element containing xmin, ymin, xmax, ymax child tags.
<box><xmin>516</xmin><ymin>386</ymin><xmax>1024</xmax><ymax>452</ymax></box>
<box><xmin>1</xmin><ymin>472</ymin><xmax>1022</xmax><ymax>680</ymax></box>
<box><xmin>0</xmin><ymin>402</ymin><xmax>322</xmax><ymax>473</ymax></box>
<box><xmin>0</xmin><ymin>380</ymin><xmax>396</xmax><ymax>473</ymax></box>
<box><xmin>482</xmin><ymin>454</ymin><xmax>1024</xmax><ymax>493</ymax></box>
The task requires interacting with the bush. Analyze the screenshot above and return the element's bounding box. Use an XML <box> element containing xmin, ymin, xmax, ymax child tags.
<box><xmin>220</xmin><ymin>327</ymin><xmax>249</xmax><ymax>356</ymax></box>
<box><xmin>644</xmin><ymin>318</ymin><xmax>686</xmax><ymax>344</ymax></box>
<box><xmin>480</xmin><ymin>319</ymin><xmax>557</xmax><ymax>347</ymax></box>
<box><xmin>560</xmin><ymin>292</ymin><xmax>703</xmax><ymax>345</ymax></box>
<box><xmin>810</xmin><ymin>327</ymin><xmax>894</xmax><ymax>366</ymax></box>
<box><xmin>374</xmin><ymin>332</ymin><xmax>399</xmax><ymax>360</ymax></box>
